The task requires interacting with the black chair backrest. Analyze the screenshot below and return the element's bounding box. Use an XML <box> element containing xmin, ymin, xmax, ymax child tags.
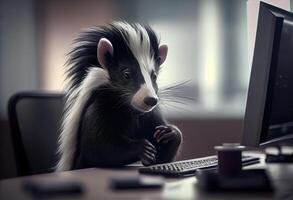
<box><xmin>8</xmin><ymin>92</ymin><xmax>64</xmax><ymax>176</ymax></box>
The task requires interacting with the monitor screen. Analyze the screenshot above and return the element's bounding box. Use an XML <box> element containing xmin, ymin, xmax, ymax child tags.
<box><xmin>242</xmin><ymin>2</ymin><xmax>293</xmax><ymax>146</ymax></box>
<box><xmin>266</xmin><ymin>18</ymin><xmax>293</xmax><ymax>142</ymax></box>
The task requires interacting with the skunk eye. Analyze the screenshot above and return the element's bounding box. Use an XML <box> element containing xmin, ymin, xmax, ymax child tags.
<box><xmin>123</xmin><ymin>71</ymin><xmax>131</xmax><ymax>79</ymax></box>
<box><xmin>151</xmin><ymin>71</ymin><xmax>157</xmax><ymax>81</ymax></box>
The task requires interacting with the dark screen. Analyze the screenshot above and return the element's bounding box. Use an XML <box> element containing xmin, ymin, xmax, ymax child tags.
<box><xmin>267</xmin><ymin>19</ymin><xmax>293</xmax><ymax>141</ymax></box>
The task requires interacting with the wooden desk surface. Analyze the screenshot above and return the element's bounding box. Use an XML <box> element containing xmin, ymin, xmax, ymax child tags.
<box><xmin>1</xmin><ymin>155</ymin><xmax>292</xmax><ymax>200</ymax></box>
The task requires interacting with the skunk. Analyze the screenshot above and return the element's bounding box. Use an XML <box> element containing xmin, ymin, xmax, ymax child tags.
<box><xmin>56</xmin><ymin>22</ymin><xmax>182</xmax><ymax>171</ymax></box>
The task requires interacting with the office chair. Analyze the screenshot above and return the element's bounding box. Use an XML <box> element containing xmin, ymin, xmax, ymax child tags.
<box><xmin>8</xmin><ymin>91</ymin><xmax>65</xmax><ymax>176</ymax></box>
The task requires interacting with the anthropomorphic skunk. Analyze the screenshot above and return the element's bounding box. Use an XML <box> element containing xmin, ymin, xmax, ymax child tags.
<box><xmin>56</xmin><ymin>22</ymin><xmax>182</xmax><ymax>171</ymax></box>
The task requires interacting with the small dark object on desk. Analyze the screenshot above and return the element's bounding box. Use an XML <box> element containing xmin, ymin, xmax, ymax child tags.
<box><xmin>266</xmin><ymin>153</ymin><xmax>293</xmax><ymax>163</ymax></box>
<box><xmin>23</xmin><ymin>179</ymin><xmax>84</xmax><ymax>197</ymax></box>
<box><xmin>110</xmin><ymin>176</ymin><xmax>164</xmax><ymax>190</ymax></box>
<box><xmin>214</xmin><ymin>143</ymin><xmax>245</xmax><ymax>176</ymax></box>
<box><xmin>265</xmin><ymin>146</ymin><xmax>293</xmax><ymax>163</ymax></box>
<box><xmin>197</xmin><ymin>169</ymin><xmax>274</xmax><ymax>192</ymax></box>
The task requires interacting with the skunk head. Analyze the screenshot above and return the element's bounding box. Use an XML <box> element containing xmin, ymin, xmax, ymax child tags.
<box><xmin>96</xmin><ymin>22</ymin><xmax>168</xmax><ymax>113</ymax></box>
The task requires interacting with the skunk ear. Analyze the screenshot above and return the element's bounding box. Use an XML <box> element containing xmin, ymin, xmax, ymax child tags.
<box><xmin>97</xmin><ymin>38</ymin><xmax>114</xmax><ymax>68</ymax></box>
<box><xmin>158</xmin><ymin>44</ymin><xmax>168</xmax><ymax>65</ymax></box>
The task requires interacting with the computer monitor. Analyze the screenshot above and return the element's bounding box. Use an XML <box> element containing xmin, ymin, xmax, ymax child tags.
<box><xmin>242</xmin><ymin>2</ymin><xmax>293</xmax><ymax>147</ymax></box>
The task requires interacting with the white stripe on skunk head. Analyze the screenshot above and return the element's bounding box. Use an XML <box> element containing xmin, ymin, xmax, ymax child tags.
<box><xmin>97</xmin><ymin>22</ymin><xmax>168</xmax><ymax>113</ymax></box>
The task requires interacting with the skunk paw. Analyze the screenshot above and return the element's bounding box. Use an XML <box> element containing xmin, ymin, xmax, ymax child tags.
<box><xmin>154</xmin><ymin>124</ymin><xmax>182</xmax><ymax>145</ymax></box>
<box><xmin>140</xmin><ymin>139</ymin><xmax>157</xmax><ymax>166</ymax></box>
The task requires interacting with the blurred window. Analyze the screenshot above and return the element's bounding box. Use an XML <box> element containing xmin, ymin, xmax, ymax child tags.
<box><xmin>117</xmin><ymin>0</ymin><xmax>248</xmax><ymax>118</ymax></box>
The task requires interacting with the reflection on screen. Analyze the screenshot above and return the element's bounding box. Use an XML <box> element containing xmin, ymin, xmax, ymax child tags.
<box><xmin>267</xmin><ymin>19</ymin><xmax>293</xmax><ymax>141</ymax></box>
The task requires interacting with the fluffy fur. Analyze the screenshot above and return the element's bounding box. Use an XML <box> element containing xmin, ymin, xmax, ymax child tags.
<box><xmin>56</xmin><ymin>22</ymin><xmax>182</xmax><ymax>171</ymax></box>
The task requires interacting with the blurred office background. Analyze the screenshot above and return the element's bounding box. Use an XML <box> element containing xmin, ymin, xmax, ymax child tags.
<box><xmin>0</xmin><ymin>0</ymin><xmax>291</xmax><ymax>179</ymax></box>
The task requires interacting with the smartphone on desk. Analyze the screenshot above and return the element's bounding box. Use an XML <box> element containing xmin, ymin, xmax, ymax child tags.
<box><xmin>110</xmin><ymin>176</ymin><xmax>164</xmax><ymax>190</ymax></box>
<box><xmin>23</xmin><ymin>179</ymin><xmax>84</xmax><ymax>197</ymax></box>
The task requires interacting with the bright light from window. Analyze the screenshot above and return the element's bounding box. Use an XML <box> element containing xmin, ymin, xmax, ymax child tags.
<box><xmin>199</xmin><ymin>0</ymin><xmax>221</xmax><ymax>109</ymax></box>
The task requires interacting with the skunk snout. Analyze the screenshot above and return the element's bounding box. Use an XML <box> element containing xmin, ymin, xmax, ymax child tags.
<box><xmin>131</xmin><ymin>84</ymin><xmax>158</xmax><ymax>113</ymax></box>
<box><xmin>143</xmin><ymin>96</ymin><xmax>158</xmax><ymax>107</ymax></box>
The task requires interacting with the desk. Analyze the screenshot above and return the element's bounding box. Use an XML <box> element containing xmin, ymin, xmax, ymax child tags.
<box><xmin>0</xmin><ymin>153</ymin><xmax>293</xmax><ymax>200</ymax></box>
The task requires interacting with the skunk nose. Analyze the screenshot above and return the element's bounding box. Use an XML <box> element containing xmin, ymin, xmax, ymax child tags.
<box><xmin>144</xmin><ymin>97</ymin><xmax>158</xmax><ymax>107</ymax></box>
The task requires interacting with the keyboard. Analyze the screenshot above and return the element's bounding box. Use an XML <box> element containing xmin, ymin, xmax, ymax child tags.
<box><xmin>139</xmin><ymin>155</ymin><xmax>260</xmax><ymax>177</ymax></box>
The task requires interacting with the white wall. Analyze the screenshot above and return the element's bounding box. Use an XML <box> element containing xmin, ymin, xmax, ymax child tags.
<box><xmin>247</xmin><ymin>0</ymin><xmax>290</xmax><ymax>74</ymax></box>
